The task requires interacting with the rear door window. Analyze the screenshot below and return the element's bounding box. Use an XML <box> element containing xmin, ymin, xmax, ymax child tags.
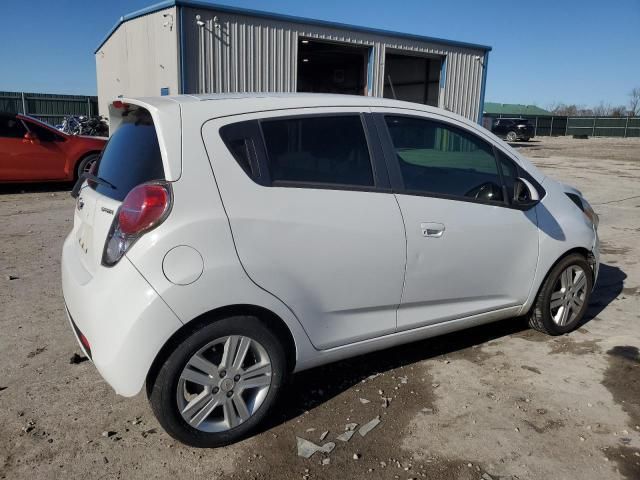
<box><xmin>260</xmin><ymin>115</ymin><xmax>374</xmax><ymax>187</ymax></box>
<box><xmin>93</xmin><ymin>108</ymin><xmax>164</xmax><ymax>201</ymax></box>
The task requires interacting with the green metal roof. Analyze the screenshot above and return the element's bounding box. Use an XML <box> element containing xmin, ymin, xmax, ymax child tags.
<box><xmin>483</xmin><ymin>102</ymin><xmax>551</xmax><ymax>116</ymax></box>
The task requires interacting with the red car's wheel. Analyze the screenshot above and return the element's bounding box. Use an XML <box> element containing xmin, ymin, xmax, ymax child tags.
<box><xmin>76</xmin><ymin>153</ymin><xmax>99</xmax><ymax>180</ymax></box>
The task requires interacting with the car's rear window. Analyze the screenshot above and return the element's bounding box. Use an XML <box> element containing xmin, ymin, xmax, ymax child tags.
<box><xmin>93</xmin><ymin>108</ymin><xmax>164</xmax><ymax>201</ymax></box>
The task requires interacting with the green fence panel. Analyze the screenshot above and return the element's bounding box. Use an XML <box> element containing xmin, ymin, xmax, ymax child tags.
<box><xmin>0</xmin><ymin>91</ymin><xmax>98</xmax><ymax>126</ymax></box>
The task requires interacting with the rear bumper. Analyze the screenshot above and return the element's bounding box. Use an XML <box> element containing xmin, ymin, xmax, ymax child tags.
<box><xmin>61</xmin><ymin>233</ymin><xmax>183</xmax><ymax>397</ymax></box>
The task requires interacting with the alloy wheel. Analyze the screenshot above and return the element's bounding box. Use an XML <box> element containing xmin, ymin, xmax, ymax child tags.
<box><xmin>176</xmin><ymin>335</ymin><xmax>272</xmax><ymax>432</ymax></box>
<box><xmin>549</xmin><ymin>265</ymin><xmax>588</xmax><ymax>327</ymax></box>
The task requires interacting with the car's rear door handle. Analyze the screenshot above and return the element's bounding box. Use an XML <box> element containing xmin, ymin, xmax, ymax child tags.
<box><xmin>421</xmin><ymin>222</ymin><xmax>445</xmax><ymax>238</ymax></box>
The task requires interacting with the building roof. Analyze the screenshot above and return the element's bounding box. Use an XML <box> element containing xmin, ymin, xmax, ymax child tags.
<box><xmin>483</xmin><ymin>102</ymin><xmax>551</xmax><ymax>116</ymax></box>
<box><xmin>95</xmin><ymin>0</ymin><xmax>492</xmax><ymax>54</ymax></box>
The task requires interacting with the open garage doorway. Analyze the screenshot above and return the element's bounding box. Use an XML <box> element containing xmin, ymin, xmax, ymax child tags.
<box><xmin>383</xmin><ymin>53</ymin><xmax>442</xmax><ymax>106</ymax></box>
<box><xmin>297</xmin><ymin>38</ymin><xmax>370</xmax><ymax>96</ymax></box>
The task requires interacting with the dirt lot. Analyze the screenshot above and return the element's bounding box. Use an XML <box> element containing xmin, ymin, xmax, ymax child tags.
<box><xmin>1</xmin><ymin>136</ymin><xmax>639</xmax><ymax>480</ymax></box>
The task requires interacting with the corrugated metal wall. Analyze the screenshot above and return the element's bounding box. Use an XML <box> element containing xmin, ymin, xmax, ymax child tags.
<box><xmin>180</xmin><ymin>7</ymin><xmax>486</xmax><ymax>121</ymax></box>
<box><xmin>95</xmin><ymin>6</ymin><xmax>180</xmax><ymax>116</ymax></box>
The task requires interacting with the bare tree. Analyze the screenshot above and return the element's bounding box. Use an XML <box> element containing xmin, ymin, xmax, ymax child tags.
<box><xmin>592</xmin><ymin>102</ymin><xmax>612</xmax><ymax>117</ymax></box>
<box><xmin>610</xmin><ymin>105</ymin><xmax>628</xmax><ymax>117</ymax></box>
<box><xmin>629</xmin><ymin>87</ymin><xmax>640</xmax><ymax>117</ymax></box>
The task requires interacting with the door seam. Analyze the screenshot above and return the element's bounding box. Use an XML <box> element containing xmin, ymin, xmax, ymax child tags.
<box><xmin>392</xmin><ymin>193</ymin><xmax>409</xmax><ymax>332</ymax></box>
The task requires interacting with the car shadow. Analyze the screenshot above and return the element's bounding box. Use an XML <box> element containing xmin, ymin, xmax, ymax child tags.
<box><xmin>0</xmin><ymin>182</ymin><xmax>72</xmax><ymax>195</ymax></box>
<box><xmin>581</xmin><ymin>262</ymin><xmax>626</xmax><ymax>324</ymax></box>
<box><xmin>507</xmin><ymin>139</ymin><xmax>542</xmax><ymax>148</ymax></box>
<box><xmin>259</xmin><ymin>262</ymin><xmax>623</xmax><ymax>433</ymax></box>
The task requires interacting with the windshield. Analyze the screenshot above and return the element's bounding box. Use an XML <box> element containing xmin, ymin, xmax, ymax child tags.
<box><xmin>93</xmin><ymin>108</ymin><xmax>165</xmax><ymax>201</ymax></box>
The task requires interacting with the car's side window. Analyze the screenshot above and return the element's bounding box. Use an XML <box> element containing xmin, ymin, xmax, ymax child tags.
<box><xmin>25</xmin><ymin>121</ymin><xmax>62</xmax><ymax>142</ymax></box>
<box><xmin>495</xmin><ymin>149</ymin><xmax>519</xmax><ymax>201</ymax></box>
<box><xmin>384</xmin><ymin>115</ymin><xmax>504</xmax><ymax>204</ymax></box>
<box><xmin>219</xmin><ymin>120</ymin><xmax>263</xmax><ymax>181</ymax></box>
<box><xmin>0</xmin><ymin>117</ymin><xmax>27</xmax><ymax>138</ymax></box>
<box><xmin>261</xmin><ymin>115</ymin><xmax>374</xmax><ymax>187</ymax></box>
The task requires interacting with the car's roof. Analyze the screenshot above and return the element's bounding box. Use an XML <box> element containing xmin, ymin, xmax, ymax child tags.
<box><xmin>120</xmin><ymin>92</ymin><xmax>459</xmax><ymax>121</ymax></box>
<box><xmin>130</xmin><ymin>92</ymin><xmax>435</xmax><ymax>107</ymax></box>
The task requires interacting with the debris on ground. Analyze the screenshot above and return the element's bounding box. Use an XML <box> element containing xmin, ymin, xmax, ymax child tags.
<box><xmin>101</xmin><ymin>431</ymin><xmax>116</xmax><ymax>438</ymax></box>
<box><xmin>345</xmin><ymin>423</ymin><xmax>358</xmax><ymax>431</ymax></box>
<box><xmin>399</xmin><ymin>376</ymin><xmax>408</xmax><ymax>384</ymax></box>
<box><xmin>321</xmin><ymin>458</ymin><xmax>330</xmax><ymax>466</ymax></box>
<box><xmin>27</xmin><ymin>346</ymin><xmax>46</xmax><ymax>358</ymax></box>
<box><xmin>359</xmin><ymin>398</ymin><xmax>370</xmax><ymax>404</ymax></box>
<box><xmin>296</xmin><ymin>437</ymin><xmax>335</xmax><ymax>458</ymax></box>
<box><xmin>352</xmin><ymin>453</ymin><xmax>361</xmax><ymax>460</ymax></box>
<box><xmin>319</xmin><ymin>431</ymin><xmax>329</xmax><ymax>441</ymax></box>
<box><xmin>69</xmin><ymin>353</ymin><xmax>88</xmax><ymax>364</ymax></box>
<box><xmin>336</xmin><ymin>430</ymin><xmax>355</xmax><ymax>442</ymax></box>
<box><xmin>358</xmin><ymin>417</ymin><xmax>381</xmax><ymax>437</ymax></box>
<box><xmin>21</xmin><ymin>420</ymin><xmax>36</xmax><ymax>434</ymax></box>
<box><xmin>5</xmin><ymin>275</ymin><xmax>19</xmax><ymax>281</ymax></box>
<box><xmin>0</xmin><ymin>386</ymin><xmax>7</xmax><ymax>392</ymax></box>
<box><xmin>421</xmin><ymin>407</ymin><xmax>434</xmax><ymax>414</ymax></box>
<box><xmin>141</xmin><ymin>428</ymin><xmax>157</xmax><ymax>438</ymax></box>
<box><xmin>381</xmin><ymin>397</ymin><xmax>391</xmax><ymax>408</ymax></box>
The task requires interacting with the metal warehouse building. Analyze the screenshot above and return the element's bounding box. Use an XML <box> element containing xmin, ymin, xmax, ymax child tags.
<box><xmin>95</xmin><ymin>0</ymin><xmax>491</xmax><ymax>122</ymax></box>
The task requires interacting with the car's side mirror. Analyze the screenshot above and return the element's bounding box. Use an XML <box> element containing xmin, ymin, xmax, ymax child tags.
<box><xmin>513</xmin><ymin>177</ymin><xmax>540</xmax><ymax>209</ymax></box>
<box><xmin>23</xmin><ymin>131</ymin><xmax>40</xmax><ymax>144</ymax></box>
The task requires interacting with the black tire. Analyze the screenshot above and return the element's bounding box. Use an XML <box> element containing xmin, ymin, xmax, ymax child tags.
<box><xmin>76</xmin><ymin>153</ymin><xmax>99</xmax><ymax>180</ymax></box>
<box><xmin>148</xmin><ymin>316</ymin><xmax>287</xmax><ymax>448</ymax></box>
<box><xmin>528</xmin><ymin>253</ymin><xmax>593</xmax><ymax>335</ymax></box>
<box><xmin>506</xmin><ymin>131</ymin><xmax>518</xmax><ymax>142</ymax></box>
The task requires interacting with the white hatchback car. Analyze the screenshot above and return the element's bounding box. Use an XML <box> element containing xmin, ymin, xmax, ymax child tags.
<box><xmin>62</xmin><ymin>93</ymin><xmax>599</xmax><ymax>447</ymax></box>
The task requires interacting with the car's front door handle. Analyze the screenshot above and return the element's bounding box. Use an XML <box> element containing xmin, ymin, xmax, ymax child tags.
<box><xmin>421</xmin><ymin>222</ymin><xmax>445</xmax><ymax>238</ymax></box>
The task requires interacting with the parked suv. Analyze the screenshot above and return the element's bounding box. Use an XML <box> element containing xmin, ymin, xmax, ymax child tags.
<box><xmin>491</xmin><ymin>117</ymin><xmax>534</xmax><ymax>142</ymax></box>
<box><xmin>62</xmin><ymin>94</ymin><xmax>599</xmax><ymax>447</ymax></box>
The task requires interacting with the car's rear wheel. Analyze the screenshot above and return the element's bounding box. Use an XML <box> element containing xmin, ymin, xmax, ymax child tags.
<box><xmin>76</xmin><ymin>153</ymin><xmax>99</xmax><ymax>180</ymax></box>
<box><xmin>528</xmin><ymin>253</ymin><xmax>593</xmax><ymax>335</ymax></box>
<box><xmin>148</xmin><ymin>316</ymin><xmax>287</xmax><ymax>447</ymax></box>
<box><xmin>506</xmin><ymin>131</ymin><xmax>518</xmax><ymax>142</ymax></box>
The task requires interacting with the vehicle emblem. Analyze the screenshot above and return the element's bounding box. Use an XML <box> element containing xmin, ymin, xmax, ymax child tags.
<box><xmin>77</xmin><ymin>198</ymin><xmax>84</xmax><ymax>211</ymax></box>
<box><xmin>101</xmin><ymin>207</ymin><xmax>114</xmax><ymax>215</ymax></box>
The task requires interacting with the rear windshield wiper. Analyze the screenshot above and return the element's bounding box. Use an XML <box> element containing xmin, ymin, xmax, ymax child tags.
<box><xmin>71</xmin><ymin>173</ymin><xmax>117</xmax><ymax>198</ymax></box>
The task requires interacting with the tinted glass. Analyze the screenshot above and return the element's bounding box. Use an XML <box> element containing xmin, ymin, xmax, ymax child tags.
<box><xmin>94</xmin><ymin>108</ymin><xmax>164</xmax><ymax>201</ymax></box>
<box><xmin>496</xmin><ymin>150</ymin><xmax>519</xmax><ymax>201</ymax></box>
<box><xmin>25</xmin><ymin>120</ymin><xmax>62</xmax><ymax>142</ymax></box>
<box><xmin>0</xmin><ymin>116</ymin><xmax>27</xmax><ymax>138</ymax></box>
<box><xmin>261</xmin><ymin>115</ymin><xmax>374</xmax><ymax>187</ymax></box>
<box><xmin>385</xmin><ymin>116</ymin><xmax>503</xmax><ymax>203</ymax></box>
<box><xmin>220</xmin><ymin>120</ymin><xmax>261</xmax><ymax>180</ymax></box>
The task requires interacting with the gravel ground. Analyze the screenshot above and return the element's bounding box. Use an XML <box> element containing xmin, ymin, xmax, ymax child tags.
<box><xmin>1</xmin><ymin>136</ymin><xmax>639</xmax><ymax>480</ymax></box>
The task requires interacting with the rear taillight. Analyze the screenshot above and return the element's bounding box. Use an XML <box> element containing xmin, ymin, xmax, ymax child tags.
<box><xmin>102</xmin><ymin>182</ymin><xmax>172</xmax><ymax>267</ymax></box>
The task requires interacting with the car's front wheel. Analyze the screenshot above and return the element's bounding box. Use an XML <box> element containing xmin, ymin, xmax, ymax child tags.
<box><xmin>148</xmin><ymin>316</ymin><xmax>287</xmax><ymax>447</ymax></box>
<box><xmin>528</xmin><ymin>253</ymin><xmax>593</xmax><ymax>335</ymax></box>
<box><xmin>506</xmin><ymin>131</ymin><xmax>518</xmax><ymax>142</ymax></box>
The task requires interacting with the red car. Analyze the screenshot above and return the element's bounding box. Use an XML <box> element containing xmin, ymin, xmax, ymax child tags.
<box><xmin>0</xmin><ymin>113</ymin><xmax>106</xmax><ymax>183</ymax></box>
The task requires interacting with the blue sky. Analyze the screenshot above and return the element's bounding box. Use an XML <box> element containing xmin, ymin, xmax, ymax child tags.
<box><xmin>1</xmin><ymin>0</ymin><xmax>638</xmax><ymax>108</ymax></box>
